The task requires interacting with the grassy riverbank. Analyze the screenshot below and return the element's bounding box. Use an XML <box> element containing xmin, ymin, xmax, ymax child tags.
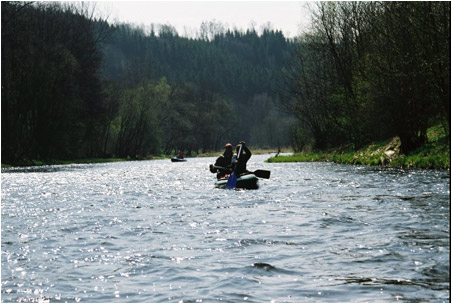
<box><xmin>267</xmin><ymin>126</ymin><xmax>450</xmax><ymax>170</ymax></box>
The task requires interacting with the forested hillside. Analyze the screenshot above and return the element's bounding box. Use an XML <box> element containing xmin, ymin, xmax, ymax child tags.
<box><xmin>99</xmin><ymin>22</ymin><xmax>296</xmax><ymax>155</ymax></box>
<box><xmin>1</xmin><ymin>2</ymin><xmax>295</xmax><ymax>165</ymax></box>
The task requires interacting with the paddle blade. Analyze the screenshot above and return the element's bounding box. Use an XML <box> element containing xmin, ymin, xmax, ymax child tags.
<box><xmin>253</xmin><ymin>170</ymin><xmax>270</xmax><ymax>179</ymax></box>
<box><xmin>226</xmin><ymin>173</ymin><xmax>237</xmax><ymax>189</ymax></box>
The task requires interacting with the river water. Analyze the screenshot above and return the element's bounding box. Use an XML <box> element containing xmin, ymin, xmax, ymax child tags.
<box><xmin>1</xmin><ymin>155</ymin><xmax>450</xmax><ymax>302</ymax></box>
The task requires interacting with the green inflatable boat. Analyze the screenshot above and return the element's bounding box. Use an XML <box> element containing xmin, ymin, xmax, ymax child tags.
<box><xmin>215</xmin><ymin>173</ymin><xmax>259</xmax><ymax>190</ymax></box>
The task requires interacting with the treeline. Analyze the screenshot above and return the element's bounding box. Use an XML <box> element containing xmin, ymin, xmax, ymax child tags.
<box><xmin>1</xmin><ymin>2</ymin><xmax>295</xmax><ymax>165</ymax></box>
<box><xmin>100</xmin><ymin>21</ymin><xmax>296</xmax><ymax>154</ymax></box>
<box><xmin>287</xmin><ymin>2</ymin><xmax>450</xmax><ymax>154</ymax></box>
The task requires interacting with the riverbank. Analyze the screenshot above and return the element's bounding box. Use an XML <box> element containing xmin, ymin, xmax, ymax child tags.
<box><xmin>1</xmin><ymin>158</ymin><xmax>128</xmax><ymax>169</ymax></box>
<box><xmin>196</xmin><ymin>147</ymin><xmax>287</xmax><ymax>158</ymax></box>
<box><xmin>0</xmin><ymin>156</ymin><xmax>169</xmax><ymax>169</ymax></box>
<box><xmin>1</xmin><ymin>148</ymin><xmax>286</xmax><ymax>169</ymax></box>
<box><xmin>267</xmin><ymin>126</ymin><xmax>450</xmax><ymax>170</ymax></box>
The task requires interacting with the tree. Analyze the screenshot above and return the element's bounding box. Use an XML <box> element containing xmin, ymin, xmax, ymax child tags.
<box><xmin>1</xmin><ymin>2</ymin><xmax>109</xmax><ymax>163</ymax></box>
<box><xmin>288</xmin><ymin>1</ymin><xmax>450</xmax><ymax>154</ymax></box>
<box><xmin>366</xmin><ymin>2</ymin><xmax>450</xmax><ymax>153</ymax></box>
<box><xmin>116</xmin><ymin>78</ymin><xmax>171</xmax><ymax>158</ymax></box>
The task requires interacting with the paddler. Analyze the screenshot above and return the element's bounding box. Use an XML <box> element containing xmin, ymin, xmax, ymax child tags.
<box><xmin>231</xmin><ymin>141</ymin><xmax>251</xmax><ymax>176</ymax></box>
<box><xmin>209</xmin><ymin>143</ymin><xmax>234</xmax><ymax>179</ymax></box>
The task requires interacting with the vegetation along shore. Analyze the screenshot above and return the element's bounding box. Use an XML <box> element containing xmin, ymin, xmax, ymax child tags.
<box><xmin>267</xmin><ymin>126</ymin><xmax>450</xmax><ymax>170</ymax></box>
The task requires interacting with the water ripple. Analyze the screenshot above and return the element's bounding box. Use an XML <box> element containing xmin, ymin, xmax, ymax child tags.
<box><xmin>2</xmin><ymin>157</ymin><xmax>450</xmax><ymax>302</ymax></box>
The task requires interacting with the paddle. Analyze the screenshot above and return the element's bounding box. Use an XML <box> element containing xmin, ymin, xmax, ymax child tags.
<box><xmin>252</xmin><ymin>169</ymin><xmax>271</xmax><ymax>179</ymax></box>
<box><xmin>214</xmin><ymin>166</ymin><xmax>271</xmax><ymax>179</ymax></box>
<box><xmin>226</xmin><ymin>144</ymin><xmax>242</xmax><ymax>189</ymax></box>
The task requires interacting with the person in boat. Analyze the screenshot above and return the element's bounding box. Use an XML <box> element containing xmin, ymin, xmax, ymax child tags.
<box><xmin>232</xmin><ymin>141</ymin><xmax>252</xmax><ymax>176</ymax></box>
<box><xmin>209</xmin><ymin>143</ymin><xmax>234</xmax><ymax>179</ymax></box>
<box><xmin>275</xmin><ymin>144</ymin><xmax>281</xmax><ymax>157</ymax></box>
<box><xmin>178</xmin><ymin>151</ymin><xmax>184</xmax><ymax>159</ymax></box>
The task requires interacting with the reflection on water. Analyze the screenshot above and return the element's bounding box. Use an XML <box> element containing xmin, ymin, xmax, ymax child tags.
<box><xmin>1</xmin><ymin>156</ymin><xmax>450</xmax><ymax>302</ymax></box>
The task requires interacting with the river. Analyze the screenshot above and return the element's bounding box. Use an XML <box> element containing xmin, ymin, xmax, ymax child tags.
<box><xmin>1</xmin><ymin>154</ymin><xmax>450</xmax><ymax>302</ymax></box>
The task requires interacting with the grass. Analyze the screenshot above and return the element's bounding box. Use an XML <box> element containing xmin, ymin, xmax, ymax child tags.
<box><xmin>267</xmin><ymin>125</ymin><xmax>450</xmax><ymax>170</ymax></box>
<box><xmin>390</xmin><ymin>126</ymin><xmax>450</xmax><ymax>169</ymax></box>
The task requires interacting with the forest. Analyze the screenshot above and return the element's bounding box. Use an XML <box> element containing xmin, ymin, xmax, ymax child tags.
<box><xmin>2</xmin><ymin>2</ymin><xmax>450</xmax><ymax>165</ymax></box>
<box><xmin>2</xmin><ymin>1</ymin><xmax>295</xmax><ymax>165</ymax></box>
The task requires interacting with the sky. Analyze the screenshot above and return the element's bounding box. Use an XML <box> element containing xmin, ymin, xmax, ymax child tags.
<box><xmin>95</xmin><ymin>1</ymin><xmax>312</xmax><ymax>38</ymax></box>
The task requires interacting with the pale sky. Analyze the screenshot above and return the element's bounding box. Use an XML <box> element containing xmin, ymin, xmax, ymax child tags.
<box><xmin>96</xmin><ymin>1</ymin><xmax>312</xmax><ymax>38</ymax></box>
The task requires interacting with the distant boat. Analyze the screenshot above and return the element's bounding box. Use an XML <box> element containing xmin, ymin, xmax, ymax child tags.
<box><xmin>171</xmin><ymin>157</ymin><xmax>187</xmax><ymax>162</ymax></box>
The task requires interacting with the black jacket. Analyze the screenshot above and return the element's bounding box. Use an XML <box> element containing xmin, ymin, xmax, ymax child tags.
<box><xmin>210</xmin><ymin>154</ymin><xmax>233</xmax><ymax>178</ymax></box>
<box><xmin>232</xmin><ymin>145</ymin><xmax>251</xmax><ymax>176</ymax></box>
